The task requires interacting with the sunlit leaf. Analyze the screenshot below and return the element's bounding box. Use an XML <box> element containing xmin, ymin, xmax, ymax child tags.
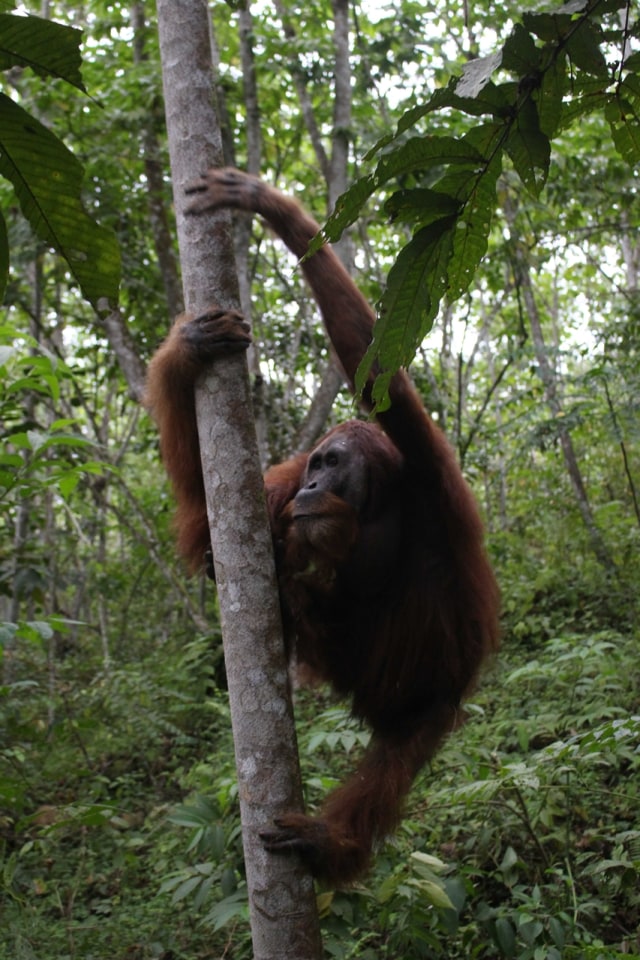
<box><xmin>414</xmin><ymin>877</ymin><xmax>455</xmax><ymax>910</ymax></box>
<box><xmin>0</xmin><ymin>93</ymin><xmax>120</xmax><ymax>309</ymax></box>
<box><xmin>0</xmin><ymin>12</ymin><xmax>85</xmax><ymax>89</ymax></box>
<box><xmin>456</xmin><ymin>50</ymin><xmax>503</xmax><ymax>98</ymax></box>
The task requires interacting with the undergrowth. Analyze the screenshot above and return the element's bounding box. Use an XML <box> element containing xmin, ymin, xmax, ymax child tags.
<box><xmin>1</xmin><ymin>624</ymin><xmax>638</xmax><ymax>959</ymax></box>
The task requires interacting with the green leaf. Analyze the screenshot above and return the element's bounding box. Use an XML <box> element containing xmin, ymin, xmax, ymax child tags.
<box><xmin>207</xmin><ymin>887</ymin><xmax>248</xmax><ymax>931</ymax></box>
<box><xmin>494</xmin><ymin>917</ymin><xmax>517</xmax><ymax>958</ymax></box>
<box><xmin>505</xmin><ymin>98</ymin><xmax>550</xmax><ymax>194</ymax></box>
<box><xmin>502</xmin><ymin>23</ymin><xmax>540</xmax><ymax>76</ymax></box>
<box><xmin>320</xmin><ymin>136</ymin><xmax>482</xmax><ymax>249</ymax></box>
<box><xmin>522</xmin><ymin>10</ymin><xmax>574</xmax><ymax>42</ymax></box>
<box><xmin>394</xmin><ymin>79</ymin><xmax>512</xmax><ymax>137</ymax></box>
<box><xmin>376</xmin><ymin>135</ymin><xmax>484</xmax><ymax>183</ymax></box>
<box><xmin>447</xmin><ymin>153</ymin><xmax>502</xmax><ymax>302</ymax></box>
<box><xmin>0</xmin><ymin>93</ymin><xmax>120</xmax><ymax>309</ymax></box>
<box><xmin>549</xmin><ymin>916</ymin><xmax>566</xmax><ymax>950</ymax></box>
<box><xmin>624</xmin><ymin>51</ymin><xmax>640</xmax><ymax>73</ymax></box>
<box><xmin>384</xmin><ymin>187</ymin><xmax>460</xmax><ymax>226</ymax></box>
<box><xmin>620</xmin><ymin>72</ymin><xmax>640</xmax><ymax>106</ymax></box>
<box><xmin>315</xmin><ymin>174</ymin><xmax>377</xmax><ymax>247</ymax></box>
<box><xmin>559</xmin><ymin>87</ymin><xmax>608</xmax><ymax>130</ymax></box>
<box><xmin>171</xmin><ymin>874</ymin><xmax>202</xmax><ymax>903</ymax></box>
<box><xmin>537</xmin><ymin>55</ymin><xmax>567</xmax><ymax>138</ymax></box>
<box><xmin>411</xmin><ymin>851</ymin><xmax>447</xmax><ymax>871</ymax></box>
<box><xmin>57</xmin><ymin>471</ymin><xmax>80</xmax><ymax>498</ymax></box>
<box><xmin>356</xmin><ymin>216</ymin><xmax>456</xmax><ymax>408</ymax></box>
<box><xmin>566</xmin><ymin>20</ymin><xmax>607</xmax><ymax>77</ymax></box>
<box><xmin>606</xmin><ymin>98</ymin><xmax>640</xmax><ymax>166</ymax></box>
<box><xmin>414</xmin><ymin>877</ymin><xmax>455</xmax><ymax>910</ymax></box>
<box><xmin>0</xmin><ymin>13</ymin><xmax>85</xmax><ymax>90</ymax></box>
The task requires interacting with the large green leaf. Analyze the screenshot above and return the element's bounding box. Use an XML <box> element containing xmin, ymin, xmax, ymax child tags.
<box><xmin>356</xmin><ymin>216</ymin><xmax>456</xmax><ymax>409</ymax></box>
<box><xmin>0</xmin><ymin>13</ymin><xmax>85</xmax><ymax>88</ymax></box>
<box><xmin>313</xmin><ymin>174</ymin><xmax>377</xmax><ymax>247</ymax></box>
<box><xmin>0</xmin><ymin>93</ymin><xmax>120</xmax><ymax>309</ymax></box>
<box><xmin>318</xmin><ymin>136</ymin><xmax>481</xmax><ymax>250</ymax></box>
<box><xmin>505</xmin><ymin>99</ymin><xmax>550</xmax><ymax>195</ymax></box>
<box><xmin>502</xmin><ymin>23</ymin><xmax>540</xmax><ymax>76</ymax></box>
<box><xmin>537</xmin><ymin>55</ymin><xmax>567</xmax><ymax>139</ymax></box>
<box><xmin>393</xmin><ymin>78</ymin><xmax>512</xmax><ymax>140</ymax></box>
<box><xmin>384</xmin><ymin>188</ymin><xmax>460</xmax><ymax>227</ymax></box>
<box><xmin>446</xmin><ymin>153</ymin><xmax>502</xmax><ymax>303</ymax></box>
<box><xmin>565</xmin><ymin>19</ymin><xmax>607</xmax><ymax>77</ymax></box>
<box><xmin>606</xmin><ymin>97</ymin><xmax>640</xmax><ymax>166</ymax></box>
<box><xmin>375</xmin><ymin>135</ymin><xmax>483</xmax><ymax>183</ymax></box>
<box><xmin>557</xmin><ymin>84</ymin><xmax>608</xmax><ymax>130</ymax></box>
<box><xmin>522</xmin><ymin>9</ymin><xmax>575</xmax><ymax>42</ymax></box>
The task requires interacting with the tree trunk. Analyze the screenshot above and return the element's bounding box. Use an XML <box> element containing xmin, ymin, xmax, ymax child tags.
<box><xmin>155</xmin><ymin>2</ymin><xmax>322</xmax><ymax>956</ymax></box>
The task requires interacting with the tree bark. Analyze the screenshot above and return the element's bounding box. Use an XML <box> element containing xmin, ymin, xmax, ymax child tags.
<box><xmin>155</xmin><ymin>2</ymin><xmax>322</xmax><ymax>956</ymax></box>
<box><xmin>100</xmin><ymin>308</ymin><xmax>147</xmax><ymax>401</ymax></box>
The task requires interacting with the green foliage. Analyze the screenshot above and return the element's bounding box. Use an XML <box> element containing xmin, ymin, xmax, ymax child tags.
<box><xmin>314</xmin><ymin>0</ymin><xmax>640</xmax><ymax>405</ymax></box>
<box><xmin>141</xmin><ymin>630</ymin><xmax>639</xmax><ymax>959</ymax></box>
<box><xmin>306</xmin><ymin>629</ymin><xmax>640</xmax><ymax>959</ymax></box>
<box><xmin>0</xmin><ymin>10</ymin><xmax>120</xmax><ymax>307</ymax></box>
<box><xmin>0</xmin><ymin>635</ymin><xmax>231</xmax><ymax>959</ymax></box>
<box><xmin>0</xmin><ymin>325</ymin><xmax>106</xmax><ymax>505</ymax></box>
<box><xmin>0</xmin><ymin>11</ymin><xmax>85</xmax><ymax>85</ymax></box>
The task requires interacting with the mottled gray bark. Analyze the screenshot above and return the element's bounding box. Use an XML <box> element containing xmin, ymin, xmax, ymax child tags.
<box><xmin>155</xmin><ymin>2</ymin><xmax>322</xmax><ymax>956</ymax></box>
<box><xmin>100</xmin><ymin>308</ymin><xmax>147</xmax><ymax>401</ymax></box>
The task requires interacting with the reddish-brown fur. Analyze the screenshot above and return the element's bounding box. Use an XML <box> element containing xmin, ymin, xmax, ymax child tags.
<box><xmin>146</xmin><ymin>169</ymin><xmax>500</xmax><ymax>885</ymax></box>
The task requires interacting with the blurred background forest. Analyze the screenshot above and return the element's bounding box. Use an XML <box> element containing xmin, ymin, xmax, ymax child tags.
<box><xmin>1</xmin><ymin>0</ymin><xmax>639</xmax><ymax>958</ymax></box>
